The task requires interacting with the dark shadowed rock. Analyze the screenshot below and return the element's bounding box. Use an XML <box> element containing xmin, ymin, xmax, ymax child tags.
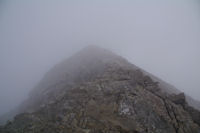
<box><xmin>185</xmin><ymin>104</ymin><xmax>200</xmax><ymax>126</ymax></box>
<box><xmin>169</xmin><ymin>93</ymin><xmax>186</xmax><ymax>107</ymax></box>
<box><xmin>168</xmin><ymin>93</ymin><xmax>200</xmax><ymax>126</ymax></box>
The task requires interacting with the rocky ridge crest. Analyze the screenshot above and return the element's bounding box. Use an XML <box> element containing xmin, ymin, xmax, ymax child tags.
<box><xmin>0</xmin><ymin>46</ymin><xmax>200</xmax><ymax>133</ymax></box>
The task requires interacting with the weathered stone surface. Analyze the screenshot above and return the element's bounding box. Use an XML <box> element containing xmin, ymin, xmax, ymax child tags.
<box><xmin>1</xmin><ymin>67</ymin><xmax>200</xmax><ymax>133</ymax></box>
<box><xmin>169</xmin><ymin>93</ymin><xmax>186</xmax><ymax>107</ymax></box>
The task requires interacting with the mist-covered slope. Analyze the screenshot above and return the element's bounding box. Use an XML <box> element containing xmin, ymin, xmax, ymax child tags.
<box><xmin>0</xmin><ymin>46</ymin><xmax>200</xmax><ymax>133</ymax></box>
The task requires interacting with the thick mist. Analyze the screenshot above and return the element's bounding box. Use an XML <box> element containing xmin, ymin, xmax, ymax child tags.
<box><xmin>0</xmin><ymin>0</ymin><xmax>200</xmax><ymax>116</ymax></box>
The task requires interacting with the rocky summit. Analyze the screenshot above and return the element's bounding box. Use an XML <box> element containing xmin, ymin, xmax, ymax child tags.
<box><xmin>0</xmin><ymin>46</ymin><xmax>200</xmax><ymax>133</ymax></box>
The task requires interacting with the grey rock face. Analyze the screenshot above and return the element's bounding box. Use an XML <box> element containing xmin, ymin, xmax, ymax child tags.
<box><xmin>0</xmin><ymin>46</ymin><xmax>200</xmax><ymax>133</ymax></box>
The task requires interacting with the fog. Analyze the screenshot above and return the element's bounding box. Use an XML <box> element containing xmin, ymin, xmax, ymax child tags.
<box><xmin>0</xmin><ymin>0</ymin><xmax>200</xmax><ymax>116</ymax></box>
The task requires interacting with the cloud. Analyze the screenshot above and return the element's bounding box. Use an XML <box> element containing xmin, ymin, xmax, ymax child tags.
<box><xmin>0</xmin><ymin>0</ymin><xmax>200</xmax><ymax>115</ymax></box>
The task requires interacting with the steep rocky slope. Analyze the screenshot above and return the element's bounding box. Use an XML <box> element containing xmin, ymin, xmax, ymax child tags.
<box><xmin>0</xmin><ymin>46</ymin><xmax>200</xmax><ymax>133</ymax></box>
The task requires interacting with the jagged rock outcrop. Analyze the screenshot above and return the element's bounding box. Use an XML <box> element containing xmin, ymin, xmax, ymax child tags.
<box><xmin>0</xmin><ymin>46</ymin><xmax>200</xmax><ymax>133</ymax></box>
<box><xmin>168</xmin><ymin>93</ymin><xmax>200</xmax><ymax>126</ymax></box>
<box><xmin>169</xmin><ymin>93</ymin><xmax>186</xmax><ymax>107</ymax></box>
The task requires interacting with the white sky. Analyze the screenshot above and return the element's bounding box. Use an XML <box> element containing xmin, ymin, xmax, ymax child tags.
<box><xmin>0</xmin><ymin>0</ymin><xmax>200</xmax><ymax>115</ymax></box>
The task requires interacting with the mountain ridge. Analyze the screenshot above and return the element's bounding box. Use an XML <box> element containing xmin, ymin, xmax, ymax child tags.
<box><xmin>0</xmin><ymin>45</ymin><xmax>200</xmax><ymax>133</ymax></box>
